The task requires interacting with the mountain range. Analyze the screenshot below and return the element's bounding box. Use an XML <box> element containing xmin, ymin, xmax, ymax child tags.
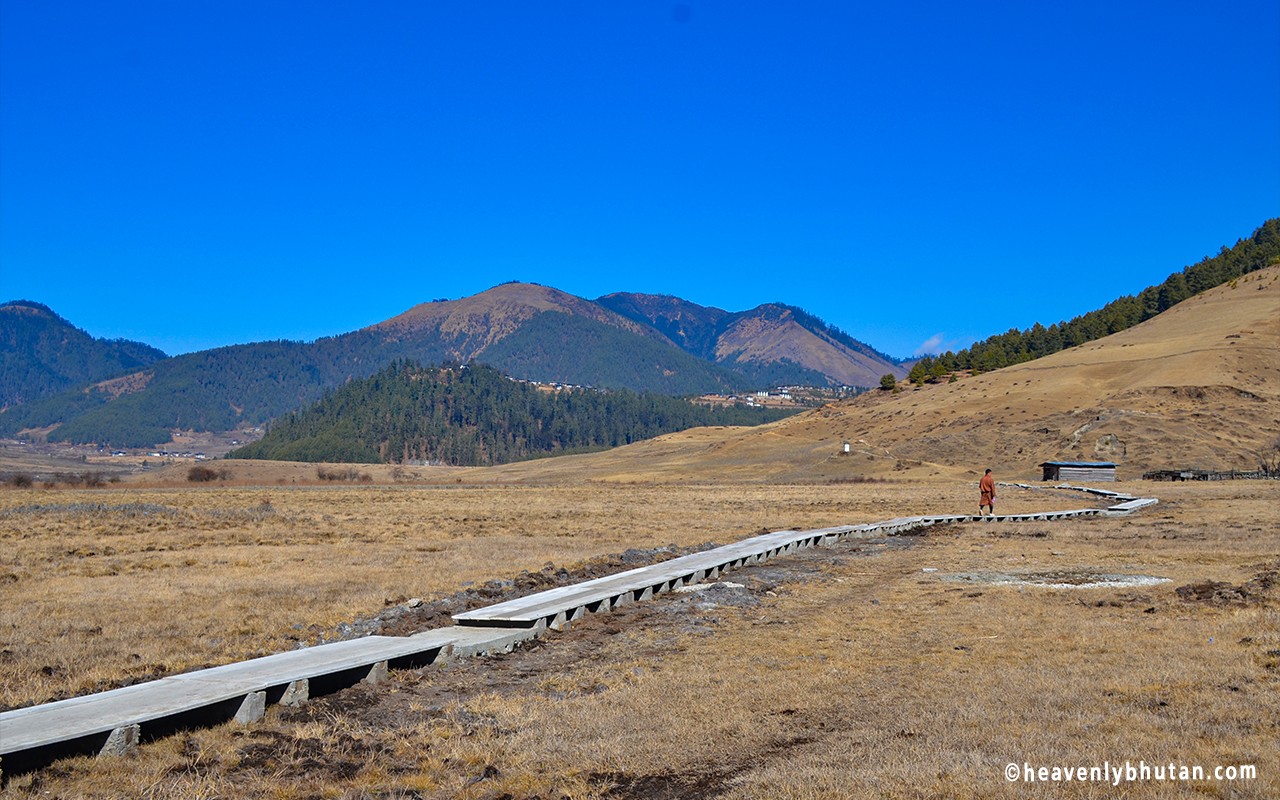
<box><xmin>472</xmin><ymin>265</ymin><xmax>1280</xmax><ymax>482</ymax></box>
<box><xmin>0</xmin><ymin>285</ymin><xmax>904</xmax><ymax>447</ymax></box>
<box><xmin>4</xmin><ymin>217</ymin><xmax>1274</xmax><ymax>451</ymax></box>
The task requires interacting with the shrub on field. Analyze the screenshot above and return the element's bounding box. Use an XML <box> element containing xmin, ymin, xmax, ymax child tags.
<box><xmin>58</xmin><ymin>472</ymin><xmax>107</xmax><ymax>488</ymax></box>
<box><xmin>188</xmin><ymin>466</ymin><xmax>224</xmax><ymax>482</ymax></box>
<box><xmin>316</xmin><ymin>466</ymin><xmax>373</xmax><ymax>483</ymax></box>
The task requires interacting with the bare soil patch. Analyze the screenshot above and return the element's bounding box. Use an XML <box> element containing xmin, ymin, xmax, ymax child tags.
<box><xmin>1174</xmin><ymin>568</ymin><xmax>1280</xmax><ymax>606</ymax></box>
<box><xmin>942</xmin><ymin>569</ymin><xmax>1171</xmax><ymax>589</ymax></box>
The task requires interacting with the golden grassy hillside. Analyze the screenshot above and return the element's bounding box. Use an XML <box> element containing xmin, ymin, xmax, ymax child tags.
<box><xmin>475</xmin><ymin>267</ymin><xmax>1280</xmax><ymax>484</ymax></box>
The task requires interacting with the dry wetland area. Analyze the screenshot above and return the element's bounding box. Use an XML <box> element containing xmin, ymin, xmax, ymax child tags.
<box><xmin>1</xmin><ymin>272</ymin><xmax>1277</xmax><ymax>797</ymax></box>
<box><xmin>0</xmin><ymin>479</ymin><xmax>1277</xmax><ymax>799</ymax></box>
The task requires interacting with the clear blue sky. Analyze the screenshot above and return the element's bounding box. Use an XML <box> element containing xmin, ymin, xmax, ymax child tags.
<box><xmin>2</xmin><ymin>1</ymin><xmax>1277</xmax><ymax>359</ymax></box>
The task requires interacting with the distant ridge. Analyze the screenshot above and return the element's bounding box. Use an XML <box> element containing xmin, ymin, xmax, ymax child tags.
<box><xmin>596</xmin><ymin>293</ymin><xmax>903</xmax><ymax>388</ymax></box>
<box><xmin>0</xmin><ymin>301</ymin><xmax>167</xmax><ymax>409</ymax></box>
<box><xmin>372</xmin><ymin>283</ymin><xmax>668</xmax><ymax>361</ymax></box>
<box><xmin>0</xmin><ymin>284</ymin><xmax>896</xmax><ymax>447</ymax></box>
<box><xmin>364</xmin><ymin>282</ymin><xmax>752</xmax><ymax>394</ymax></box>
<box><xmin>3</xmin><ymin>219</ymin><xmax>1273</xmax><ymax>450</ymax></box>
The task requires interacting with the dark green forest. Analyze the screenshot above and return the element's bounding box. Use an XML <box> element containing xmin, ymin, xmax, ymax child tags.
<box><xmin>0</xmin><ymin>334</ymin><xmax>402</xmax><ymax>447</ymax></box>
<box><xmin>909</xmin><ymin>218</ymin><xmax>1280</xmax><ymax>380</ymax></box>
<box><xmin>0</xmin><ymin>301</ymin><xmax>167</xmax><ymax>407</ymax></box>
<box><xmin>722</xmin><ymin>356</ymin><xmax>833</xmax><ymax>390</ymax></box>
<box><xmin>229</xmin><ymin>362</ymin><xmax>798</xmax><ymax>466</ymax></box>
<box><xmin>477</xmin><ymin>311</ymin><xmax>750</xmax><ymax>394</ymax></box>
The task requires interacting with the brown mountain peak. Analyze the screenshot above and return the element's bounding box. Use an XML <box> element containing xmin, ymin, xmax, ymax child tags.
<box><xmin>369</xmin><ymin>283</ymin><xmax>657</xmax><ymax>360</ymax></box>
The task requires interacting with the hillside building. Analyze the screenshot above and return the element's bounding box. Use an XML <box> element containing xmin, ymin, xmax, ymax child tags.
<box><xmin>1040</xmin><ymin>461</ymin><xmax>1117</xmax><ymax>482</ymax></box>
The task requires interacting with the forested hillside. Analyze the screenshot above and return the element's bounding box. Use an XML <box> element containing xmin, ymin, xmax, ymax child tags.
<box><xmin>0</xmin><ymin>301</ymin><xmax>167</xmax><ymax>407</ymax></box>
<box><xmin>476</xmin><ymin>311</ymin><xmax>749</xmax><ymax>395</ymax></box>
<box><xmin>0</xmin><ymin>334</ymin><xmax>398</xmax><ymax>447</ymax></box>
<box><xmin>5</xmin><ymin>219</ymin><xmax>1273</xmax><ymax>447</ymax></box>
<box><xmin>229</xmin><ymin>362</ymin><xmax>798</xmax><ymax>466</ymax></box>
<box><xmin>917</xmin><ymin>218</ymin><xmax>1280</xmax><ymax>376</ymax></box>
<box><xmin>0</xmin><ymin>288</ymin><xmax>754</xmax><ymax>447</ymax></box>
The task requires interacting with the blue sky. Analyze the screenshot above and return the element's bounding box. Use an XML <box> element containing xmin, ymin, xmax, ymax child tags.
<box><xmin>2</xmin><ymin>1</ymin><xmax>1277</xmax><ymax>359</ymax></box>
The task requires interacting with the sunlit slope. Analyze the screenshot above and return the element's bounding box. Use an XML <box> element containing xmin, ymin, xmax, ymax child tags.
<box><xmin>373</xmin><ymin>283</ymin><xmax>661</xmax><ymax>360</ymax></box>
<box><xmin>472</xmin><ymin>267</ymin><xmax>1280</xmax><ymax>483</ymax></box>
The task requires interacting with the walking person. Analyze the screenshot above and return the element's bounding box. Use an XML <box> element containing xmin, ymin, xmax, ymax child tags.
<box><xmin>979</xmin><ymin>468</ymin><xmax>996</xmax><ymax>516</ymax></box>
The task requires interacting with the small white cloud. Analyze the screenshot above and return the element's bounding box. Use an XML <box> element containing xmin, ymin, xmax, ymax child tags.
<box><xmin>913</xmin><ymin>333</ymin><xmax>946</xmax><ymax>356</ymax></box>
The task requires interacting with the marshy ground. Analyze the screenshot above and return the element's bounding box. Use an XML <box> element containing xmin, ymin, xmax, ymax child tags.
<box><xmin>1</xmin><ymin>480</ymin><xmax>1276</xmax><ymax>798</ymax></box>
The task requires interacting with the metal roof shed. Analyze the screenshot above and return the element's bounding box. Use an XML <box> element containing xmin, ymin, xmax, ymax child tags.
<box><xmin>1040</xmin><ymin>461</ymin><xmax>1117</xmax><ymax>482</ymax></box>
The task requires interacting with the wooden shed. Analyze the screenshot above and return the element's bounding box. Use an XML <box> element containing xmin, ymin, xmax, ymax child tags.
<box><xmin>1040</xmin><ymin>461</ymin><xmax>1117</xmax><ymax>482</ymax></box>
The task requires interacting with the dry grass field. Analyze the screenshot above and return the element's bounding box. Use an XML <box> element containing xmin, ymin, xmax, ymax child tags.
<box><xmin>0</xmin><ymin>479</ymin><xmax>1081</xmax><ymax>713</ymax></box>
<box><xmin>1</xmin><ymin>479</ymin><xmax>1275</xmax><ymax>798</ymax></box>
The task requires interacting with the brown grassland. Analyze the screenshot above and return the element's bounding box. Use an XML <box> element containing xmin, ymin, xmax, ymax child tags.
<box><xmin>0</xmin><ymin>481</ymin><xmax>1086</xmax><ymax>713</ymax></box>
<box><xmin>1</xmin><ymin>479</ymin><xmax>1277</xmax><ymax>799</ymax></box>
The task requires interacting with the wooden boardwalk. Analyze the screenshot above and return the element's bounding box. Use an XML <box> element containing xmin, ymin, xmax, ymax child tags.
<box><xmin>0</xmin><ymin>485</ymin><xmax>1155</xmax><ymax>779</ymax></box>
<box><xmin>0</xmin><ymin>627</ymin><xmax>535</xmax><ymax>776</ymax></box>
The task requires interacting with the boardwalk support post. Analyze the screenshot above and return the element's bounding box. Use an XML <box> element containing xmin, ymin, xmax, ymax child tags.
<box><xmin>99</xmin><ymin>724</ymin><xmax>140</xmax><ymax>756</ymax></box>
<box><xmin>280</xmin><ymin>679</ymin><xmax>309</xmax><ymax>707</ymax></box>
<box><xmin>234</xmin><ymin>692</ymin><xmax>266</xmax><ymax>725</ymax></box>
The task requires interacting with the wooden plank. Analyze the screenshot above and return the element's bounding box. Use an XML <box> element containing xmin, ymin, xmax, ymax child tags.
<box><xmin>453</xmin><ymin>524</ymin><xmax>913</xmax><ymax>627</ymax></box>
<box><xmin>484</xmin><ymin>504</ymin><xmax>1145</xmax><ymax>638</ymax></box>
<box><xmin>0</xmin><ymin>630</ymin><xmax>486</xmax><ymax>755</ymax></box>
<box><xmin>453</xmin><ymin>527</ymin><xmax>857</xmax><ymax>626</ymax></box>
<box><xmin>1107</xmin><ymin>498</ymin><xmax>1159</xmax><ymax>513</ymax></box>
<box><xmin>452</xmin><ymin>539</ymin><xmax>783</xmax><ymax>624</ymax></box>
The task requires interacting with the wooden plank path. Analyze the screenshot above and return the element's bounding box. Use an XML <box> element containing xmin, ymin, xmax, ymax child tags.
<box><xmin>0</xmin><ymin>627</ymin><xmax>536</xmax><ymax>777</ymax></box>
<box><xmin>0</xmin><ymin>485</ymin><xmax>1156</xmax><ymax>779</ymax></box>
<box><xmin>451</xmin><ymin>504</ymin><xmax>1118</xmax><ymax>630</ymax></box>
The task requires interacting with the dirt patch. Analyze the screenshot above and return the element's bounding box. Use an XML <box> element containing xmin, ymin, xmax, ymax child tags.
<box><xmin>1175</xmin><ymin>566</ymin><xmax>1279</xmax><ymax>606</ymax></box>
<box><xmin>228</xmin><ymin>728</ymin><xmax>373</xmax><ymax>783</ymax></box>
<box><xmin>590</xmin><ymin>767</ymin><xmax>743</xmax><ymax>799</ymax></box>
<box><xmin>670</xmin><ymin>581</ymin><xmax>758</xmax><ymax>609</ymax></box>
<box><xmin>587</xmin><ymin>713</ymin><xmax>828</xmax><ymax>798</ymax></box>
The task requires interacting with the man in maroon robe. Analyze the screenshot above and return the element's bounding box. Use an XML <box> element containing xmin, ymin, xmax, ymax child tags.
<box><xmin>979</xmin><ymin>469</ymin><xmax>996</xmax><ymax>516</ymax></box>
